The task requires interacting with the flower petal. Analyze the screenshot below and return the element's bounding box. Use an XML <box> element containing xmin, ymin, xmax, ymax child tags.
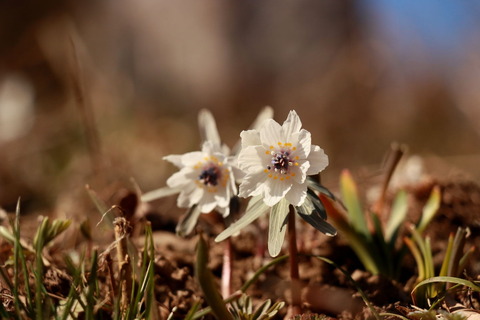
<box><xmin>198</xmin><ymin>109</ymin><xmax>221</xmax><ymax>147</ymax></box>
<box><xmin>259</xmin><ymin>119</ymin><xmax>285</xmax><ymax>148</ymax></box>
<box><xmin>306</xmin><ymin>145</ymin><xmax>329</xmax><ymax>175</ymax></box>
<box><xmin>292</xmin><ymin>129</ymin><xmax>311</xmax><ymax>159</ymax></box>
<box><xmin>282</xmin><ymin>110</ymin><xmax>302</xmax><ymax>138</ymax></box>
<box><xmin>263</xmin><ymin>178</ymin><xmax>292</xmax><ymax>207</ymax></box>
<box><xmin>177</xmin><ymin>185</ymin><xmax>203</xmax><ymax>208</ymax></box>
<box><xmin>240</xmin><ymin>129</ymin><xmax>261</xmax><ymax>149</ymax></box>
<box><xmin>285</xmin><ymin>182</ymin><xmax>308</xmax><ymax>206</ymax></box>
<box><xmin>238</xmin><ymin>145</ymin><xmax>268</xmax><ymax>173</ymax></box>
<box><xmin>239</xmin><ymin>171</ymin><xmax>266</xmax><ymax>198</ymax></box>
<box><xmin>163</xmin><ymin>154</ymin><xmax>183</xmax><ymax>168</ymax></box>
<box><xmin>166</xmin><ymin>167</ymin><xmax>196</xmax><ymax>189</ymax></box>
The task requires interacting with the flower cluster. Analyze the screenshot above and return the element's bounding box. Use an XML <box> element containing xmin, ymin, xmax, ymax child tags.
<box><xmin>147</xmin><ymin>108</ymin><xmax>336</xmax><ymax>256</ymax></box>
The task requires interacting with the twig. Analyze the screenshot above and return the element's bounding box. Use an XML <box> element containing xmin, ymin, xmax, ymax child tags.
<box><xmin>114</xmin><ymin>217</ymin><xmax>132</xmax><ymax>315</ymax></box>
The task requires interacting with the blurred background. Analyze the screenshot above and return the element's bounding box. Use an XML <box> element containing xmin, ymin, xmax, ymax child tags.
<box><xmin>1</xmin><ymin>0</ymin><xmax>480</xmax><ymax>217</ymax></box>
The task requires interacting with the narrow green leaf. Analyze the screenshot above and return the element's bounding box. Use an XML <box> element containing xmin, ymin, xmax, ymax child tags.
<box><xmin>306</xmin><ymin>178</ymin><xmax>335</xmax><ymax>199</ymax></box>
<box><xmin>296</xmin><ymin>209</ymin><xmax>336</xmax><ymax>236</ymax></box>
<box><xmin>416</xmin><ymin>186</ymin><xmax>441</xmax><ymax>234</ymax></box>
<box><xmin>340</xmin><ymin>170</ymin><xmax>370</xmax><ymax>239</ymax></box>
<box><xmin>141</xmin><ymin>187</ymin><xmax>180</xmax><ymax>202</ymax></box>
<box><xmin>385</xmin><ymin>190</ymin><xmax>408</xmax><ymax>242</ymax></box>
<box><xmin>195</xmin><ymin>234</ymin><xmax>233</xmax><ymax>320</ymax></box>
<box><xmin>176</xmin><ymin>205</ymin><xmax>202</xmax><ymax>237</ymax></box>
<box><xmin>319</xmin><ymin>194</ymin><xmax>379</xmax><ymax>274</ymax></box>
<box><xmin>412</xmin><ymin>276</ymin><xmax>480</xmax><ymax>298</ymax></box>
<box><xmin>215</xmin><ymin>195</ymin><xmax>269</xmax><ymax>242</ymax></box>
<box><xmin>296</xmin><ymin>189</ymin><xmax>327</xmax><ymax>218</ymax></box>
<box><xmin>267</xmin><ymin>199</ymin><xmax>290</xmax><ymax>257</ymax></box>
<box><xmin>404</xmin><ymin>237</ymin><xmax>425</xmax><ymax>281</ymax></box>
<box><xmin>439</xmin><ymin>233</ymin><xmax>455</xmax><ymax>277</ymax></box>
<box><xmin>448</xmin><ymin>228</ymin><xmax>467</xmax><ymax>277</ymax></box>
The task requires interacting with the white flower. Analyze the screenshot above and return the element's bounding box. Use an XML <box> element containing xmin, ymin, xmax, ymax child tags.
<box><xmin>237</xmin><ymin>110</ymin><xmax>328</xmax><ymax>207</ymax></box>
<box><xmin>164</xmin><ymin>141</ymin><xmax>237</xmax><ymax>217</ymax></box>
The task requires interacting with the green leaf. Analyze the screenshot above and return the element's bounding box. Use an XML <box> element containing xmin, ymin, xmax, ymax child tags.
<box><xmin>411</xmin><ymin>276</ymin><xmax>480</xmax><ymax>303</ymax></box>
<box><xmin>306</xmin><ymin>177</ymin><xmax>335</xmax><ymax>199</ymax></box>
<box><xmin>141</xmin><ymin>186</ymin><xmax>180</xmax><ymax>202</ymax></box>
<box><xmin>385</xmin><ymin>190</ymin><xmax>408</xmax><ymax>242</ymax></box>
<box><xmin>296</xmin><ymin>208</ymin><xmax>336</xmax><ymax>236</ymax></box>
<box><xmin>176</xmin><ymin>205</ymin><xmax>202</xmax><ymax>237</ymax></box>
<box><xmin>215</xmin><ymin>195</ymin><xmax>269</xmax><ymax>242</ymax></box>
<box><xmin>340</xmin><ymin>170</ymin><xmax>370</xmax><ymax>239</ymax></box>
<box><xmin>267</xmin><ymin>198</ymin><xmax>290</xmax><ymax>257</ymax></box>
<box><xmin>195</xmin><ymin>234</ymin><xmax>233</xmax><ymax>320</ymax></box>
<box><xmin>417</xmin><ymin>185</ymin><xmax>441</xmax><ymax>234</ymax></box>
<box><xmin>319</xmin><ymin>193</ymin><xmax>379</xmax><ymax>274</ymax></box>
<box><xmin>296</xmin><ymin>189</ymin><xmax>327</xmax><ymax>218</ymax></box>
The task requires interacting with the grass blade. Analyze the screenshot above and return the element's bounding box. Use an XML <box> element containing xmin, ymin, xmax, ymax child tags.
<box><xmin>340</xmin><ymin>170</ymin><xmax>370</xmax><ymax>239</ymax></box>
<box><xmin>195</xmin><ymin>233</ymin><xmax>233</xmax><ymax>320</ymax></box>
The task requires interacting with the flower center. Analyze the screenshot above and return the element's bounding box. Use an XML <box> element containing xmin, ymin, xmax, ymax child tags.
<box><xmin>264</xmin><ymin>143</ymin><xmax>300</xmax><ymax>180</ymax></box>
<box><xmin>198</xmin><ymin>165</ymin><xmax>221</xmax><ymax>186</ymax></box>
<box><xmin>268</xmin><ymin>151</ymin><xmax>293</xmax><ymax>174</ymax></box>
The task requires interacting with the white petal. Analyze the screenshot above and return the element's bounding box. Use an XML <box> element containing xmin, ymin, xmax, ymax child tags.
<box><xmin>198</xmin><ymin>192</ymin><xmax>218</xmax><ymax>213</ymax></box>
<box><xmin>238</xmin><ymin>145</ymin><xmax>268</xmax><ymax>173</ymax></box>
<box><xmin>282</xmin><ymin>110</ymin><xmax>302</xmax><ymax>138</ymax></box>
<box><xmin>177</xmin><ymin>185</ymin><xmax>203</xmax><ymax>208</ymax></box>
<box><xmin>306</xmin><ymin>145</ymin><xmax>329</xmax><ymax>175</ymax></box>
<box><xmin>180</xmin><ymin>151</ymin><xmax>204</xmax><ymax>166</ymax></box>
<box><xmin>166</xmin><ymin>167</ymin><xmax>196</xmax><ymax>189</ymax></box>
<box><xmin>198</xmin><ymin>109</ymin><xmax>221</xmax><ymax>146</ymax></box>
<box><xmin>289</xmin><ymin>161</ymin><xmax>309</xmax><ymax>184</ymax></box>
<box><xmin>263</xmin><ymin>178</ymin><xmax>292</xmax><ymax>206</ymax></box>
<box><xmin>259</xmin><ymin>119</ymin><xmax>284</xmax><ymax>148</ymax></box>
<box><xmin>239</xmin><ymin>171</ymin><xmax>266</xmax><ymax>198</ymax></box>
<box><xmin>240</xmin><ymin>129</ymin><xmax>261</xmax><ymax>148</ymax></box>
<box><xmin>163</xmin><ymin>154</ymin><xmax>183</xmax><ymax>168</ymax></box>
<box><xmin>250</xmin><ymin>106</ymin><xmax>274</xmax><ymax>131</ymax></box>
<box><xmin>216</xmin><ymin>205</ymin><xmax>229</xmax><ymax>217</ymax></box>
<box><xmin>285</xmin><ymin>182</ymin><xmax>308</xmax><ymax>206</ymax></box>
<box><xmin>292</xmin><ymin>129</ymin><xmax>311</xmax><ymax>158</ymax></box>
<box><xmin>214</xmin><ymin>186</ymin><xmax>230</xmax><ymax>207</ymax></box>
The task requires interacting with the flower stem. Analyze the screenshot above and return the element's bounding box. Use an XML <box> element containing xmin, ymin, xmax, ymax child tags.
<box><xmin>287</xmin><ymin>205</ymin><xmax>302</xmax><ymax>316</ymax></box>
<box><xmin>221</xmin><ymin>238</ymin><xmax>233</xmax><ymax>298</ymax></box>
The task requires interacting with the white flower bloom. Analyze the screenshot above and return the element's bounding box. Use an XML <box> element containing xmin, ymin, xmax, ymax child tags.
<box><xmin>164</xmin><ymin>141</ymin><xmax>237</xmax><ymax>216</ymax></box>
<box><xmin>237</xmin><ymin>110</ymin><xmax>328</xmax><ymax>207</ymax></box>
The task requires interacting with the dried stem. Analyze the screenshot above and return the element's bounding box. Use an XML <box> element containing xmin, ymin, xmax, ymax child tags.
<box><xmin>287</xmin><ymin>205</ymin><xmax>302</xmax><ymax>317</ymax></box>
<box><xmin>114</xmin><ymin>217</ymin><xmax>132</xmax><ymax>314</ymax></box>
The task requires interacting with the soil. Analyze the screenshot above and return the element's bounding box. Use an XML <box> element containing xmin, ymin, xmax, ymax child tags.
<box><xmin>1</xmin><ymin>167</ymin><xmax>480</xmax><ymax>319</ymax></box>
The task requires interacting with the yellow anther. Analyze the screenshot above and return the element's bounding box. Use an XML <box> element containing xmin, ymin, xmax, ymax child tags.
<box><xmin>278</xmin><ymin>142</ymin><xmax>282</xmax><ymax>145</ymax></box>
<box><xmin>265</xmin><ymin>151</ymin><xmax>270</xmax><ymax>154</ymax></box>
<box><xmin>264</xmin><ymin>169</ymin><xmax>269</xmax><ymax>173</ymax></box>
<box><xmin>270</xmin><ymin>145</ymin><xmax>274</xmax><ymax>149</ymax></box>
<box><xmin>273</xmin><ymin>176</ymin><xmax>278</xmax><ymax>180</ymax></box>
<box><xmin>268</xmin><ymin>174</ymin><xmax>273</xmax><ymax>178</ymax></box>
<box><xmin>292</xmin><ymin>147</ymin><xmax>297</xmax><ymax>151</ymax></box>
